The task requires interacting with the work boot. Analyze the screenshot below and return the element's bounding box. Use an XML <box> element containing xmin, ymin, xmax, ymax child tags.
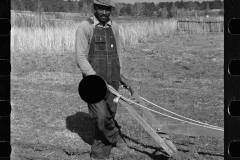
<box><xmin>112</xmin><ymin>136</ymin><xmax>135</xmax><ymax>154</ymax></box>
<box><xmin>90</xmin><ymin>156</ymin><xmax>113</xmax><ymax>160</ymax></box>
<box><xmin>90</xmin><ymin>157</ymin><xmax>112</xmax><ymax>160</ymax></box>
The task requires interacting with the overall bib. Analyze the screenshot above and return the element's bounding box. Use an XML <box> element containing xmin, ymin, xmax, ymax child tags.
<box><xmin>86</xmin><ymin>18</ymin><xmax>121</xmax><ymax>158</ymax></box>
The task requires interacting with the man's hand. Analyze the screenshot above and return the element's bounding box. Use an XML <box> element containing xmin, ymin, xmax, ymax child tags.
<box><xmin>120</xmin><ymin>74</ymin><xmax>134</xmax><ymax>96</ymax></box>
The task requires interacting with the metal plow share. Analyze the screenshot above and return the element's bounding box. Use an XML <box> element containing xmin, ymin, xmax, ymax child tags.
<box><xmin>108</xmin><ymin>85</ymin><xmax>224</xmax><ymax>160</ymax></box>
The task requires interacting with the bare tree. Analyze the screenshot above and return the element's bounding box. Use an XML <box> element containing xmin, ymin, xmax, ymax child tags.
<box><xmin>204</xmin><ymin>2</ymin><xmax>210</xmax><ymax>16</ymax></box>
<box><xmin>115</xmin><ymin>3</ymin><xmax>123</xmax><ymax>16</ymax></box>
<box><xmin>131</xmin><ymin>2</ymin><xmax>144</xmax><ymax>16</ymax></box>
<box><xmin>187</xmin><ymin>1</ymin><xmax>198</xmax><ymax>11</ymax></box>
<box><xmin>170</xmin><ymin>3</ymin><xmax>178</xmax><ymax>17</ymax></box>
<box><xmin>37</xmin><ymin>0</ymin><xmax>43</xmax><ymax>13</ymax></box>
<box><xmin>160</xmin><ymin>7</ymin><xmax>169</xmax><ymax>18</ymax></box>
<box><xmin>152</xmin><ymin>10</ymin><xmax>158</xmax><ymax>17</ymax></box>
<box><xmin>81</xmin><ymin>2</ymin><xmax>92</xmax><ymax>16</ymax></box>
<box><xmin>206</xmin><ymin>2</ymin><xmax>210</xmax><ymax>10</ymax></box>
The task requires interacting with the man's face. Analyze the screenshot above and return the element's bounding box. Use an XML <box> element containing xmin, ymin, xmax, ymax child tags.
<box><xmin>94</xmin><ymin>4</ymin><xmax>112</xmax><ymax>24</ymax></box>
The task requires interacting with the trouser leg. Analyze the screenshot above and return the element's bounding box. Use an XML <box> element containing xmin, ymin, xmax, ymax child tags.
<box><xmin>88</xmin><ymin>81</ymin><xmax>120</xmax><ymax>158</ymax></box>
<box><xmin>90</xmin><ymin>123</ymin><xmax>112</xmax><ymax>159</ymax></box>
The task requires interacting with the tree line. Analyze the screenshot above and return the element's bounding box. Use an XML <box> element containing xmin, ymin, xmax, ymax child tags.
<box><xmin>11</xmin><ymin>0</ymin><xmax>224</xmax><ymax>17</ymax></box>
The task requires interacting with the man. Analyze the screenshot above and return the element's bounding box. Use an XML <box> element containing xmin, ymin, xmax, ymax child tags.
<box><xmin>75</xmin><ymin>0</ymin><xmax>134</xmax><ymax>159</ymax></box>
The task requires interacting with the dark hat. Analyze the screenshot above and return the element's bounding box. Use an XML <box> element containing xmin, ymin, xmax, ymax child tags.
<box><xmin>93</xmin><ymin>0</ymin><xmax>116</xmax><ymax>8</ymax></box>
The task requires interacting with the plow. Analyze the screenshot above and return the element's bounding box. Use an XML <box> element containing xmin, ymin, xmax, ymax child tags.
<box><xmin>107</xmin><ymin>84</ymin><xmax>224</xmax><ymax>159</ymax></box>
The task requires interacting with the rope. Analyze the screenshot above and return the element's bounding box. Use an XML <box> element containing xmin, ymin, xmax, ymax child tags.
<box><xmin>140</xmin><ymin>97</ymin><xmax>223</xmax><ymax>129</ymax></box>
<box><xmin>121</xmin><ymin>96</ymin><xmax>224</xmax><ymax>131</ymax></box>
<box><xmin>107</xmin><ymin>85</ymin><xmax>224</xmax><ymax>131</ymax></box>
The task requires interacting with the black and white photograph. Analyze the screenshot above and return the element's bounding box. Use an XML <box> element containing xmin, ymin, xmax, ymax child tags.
<box><xmin>10</xmin><ymin>0</ymin><xmax>224</xmax><ymax>159</ymax></box>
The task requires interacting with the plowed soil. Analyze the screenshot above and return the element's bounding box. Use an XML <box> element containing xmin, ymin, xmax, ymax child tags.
<box><xmin>11</xmin><ymin>33</ymin><xmax>224</xmax><ymax>160</ymax></box>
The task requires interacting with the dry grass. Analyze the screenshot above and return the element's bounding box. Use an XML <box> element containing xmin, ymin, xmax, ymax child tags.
<box><xmin>11</xmin><ymin>26</ymin><xmax>76</xmax><ymax>55</ymax></box>
<box><xmin>119</xmin><ymin>19</ymin><xmax>178</xmax><ymax>45</ymax></box>
<box><xmin>11</xmin><ymin>12</ymin><xmax>223</xmax><ymax>55</ymax></box>
<box><xmin>11</xmin><ymin>19</ymin><xmax>178</xmax><ymax>55</ymax></box>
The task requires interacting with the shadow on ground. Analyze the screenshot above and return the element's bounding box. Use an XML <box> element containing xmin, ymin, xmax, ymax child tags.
<box><xmin>66</xmin><ymin>112</ymin><xmax>171</xmax><ymax>159</ymax></box>
<box><xmin>121</xmin><ymin>134</ymin><xmax>170</xmax><ymax>160</ymax></box>
<box><xmin>66</xmin><ymin>111</ymin><xmax>95</xmax><ymax>145</ymax></box>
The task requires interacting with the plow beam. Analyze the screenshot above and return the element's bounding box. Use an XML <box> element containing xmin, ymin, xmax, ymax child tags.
<box><xmin>131</xmin><ymin>92</ymin><xmax>178</xmax><ymax>152</ymax></box>
<box><xmin>132</xmin><ymin>92</ymin><xmax>159</xmax><ymax>127</ymax></box>
<box><xmin>118</xmin><ymin>98</ymin><xmax>178</xmax><ymax>157</ymax></box>
<box><xmin>152</xmin><ymin>124</ymin><xmax>224</xmax><ymax>138</ymax></box>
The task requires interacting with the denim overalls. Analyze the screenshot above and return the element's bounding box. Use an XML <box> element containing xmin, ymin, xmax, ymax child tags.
<box><xmin>86</xmin><ymin>18</ymin><xmax>121</xmax><ymax>159</ymax></box>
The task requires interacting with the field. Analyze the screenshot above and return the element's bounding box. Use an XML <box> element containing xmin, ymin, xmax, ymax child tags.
<box><xmin>11</xmin><ymin>12</ymin><xmax>224</xmax><ymax>160</ymax></box>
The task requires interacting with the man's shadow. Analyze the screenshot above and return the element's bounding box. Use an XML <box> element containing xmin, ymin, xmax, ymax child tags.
<box><xmin>65</xmin><ymin>111</ymin><xmax>170</xmax><ymax>159</ymax></box>
<box><xmin>66</xmin><ymin>111</ymin><xmax>95</xmax><ymax>145</ymax></box>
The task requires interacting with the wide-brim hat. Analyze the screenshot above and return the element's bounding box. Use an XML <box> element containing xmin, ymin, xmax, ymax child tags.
<box><xmin>93</xmin><ymin>0</ymin><xmax>116</xmax><ymax>8</ymax></box>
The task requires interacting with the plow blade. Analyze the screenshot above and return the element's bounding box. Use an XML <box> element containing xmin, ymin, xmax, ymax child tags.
<box><xmin>152</xmin><ymin>124</ymin><xmax>224</xmax><ymax>138</ymax></box>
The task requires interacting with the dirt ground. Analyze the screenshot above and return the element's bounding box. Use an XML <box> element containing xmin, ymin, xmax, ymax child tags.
<box><xmin>11</xmin><ymin>33</ymin><xmax>224</xmax><ymax>160</ymax></box>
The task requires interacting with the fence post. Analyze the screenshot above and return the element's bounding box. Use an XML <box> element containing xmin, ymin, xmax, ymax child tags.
<box><xmin>177</xmin><ymin>21</ymin><xmax>179</xmax><ymax>33</ymax></box>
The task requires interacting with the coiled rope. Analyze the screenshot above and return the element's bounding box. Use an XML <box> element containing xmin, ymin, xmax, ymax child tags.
<box><xmin>107</xmin><ymin>85</ymin><xmax>224</xmax><ymax>131</ymax></box>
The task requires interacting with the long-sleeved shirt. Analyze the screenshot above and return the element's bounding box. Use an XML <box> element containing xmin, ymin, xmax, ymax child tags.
<box><xmin>75</xmin><ymin>16</ymin><xmax>123</xmax><ymax>76</ymax></box>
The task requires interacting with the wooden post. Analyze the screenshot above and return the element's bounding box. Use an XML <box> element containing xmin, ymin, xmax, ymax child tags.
<box><xmin>189</xmin><ymin>136</ymin><xmax>196</xmax><ymax>154</ymax></box>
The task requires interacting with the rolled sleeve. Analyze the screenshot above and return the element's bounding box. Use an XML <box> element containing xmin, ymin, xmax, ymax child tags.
<box><xmin>75</xmin><ymin>23</ymin><xmax>96</xmax><ymax>76</ymax></box>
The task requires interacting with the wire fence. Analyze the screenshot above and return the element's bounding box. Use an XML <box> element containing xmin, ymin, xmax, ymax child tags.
<box><xmin>177</xmin><ymin>20</ymin><xmax>224</xmax><ymax>33</ymax></box>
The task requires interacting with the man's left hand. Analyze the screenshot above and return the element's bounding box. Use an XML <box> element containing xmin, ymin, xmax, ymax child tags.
<box><xmin>119</xmin><ymin>74</ymin><xmax>134</xmax><ymax>96</ymax></box>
